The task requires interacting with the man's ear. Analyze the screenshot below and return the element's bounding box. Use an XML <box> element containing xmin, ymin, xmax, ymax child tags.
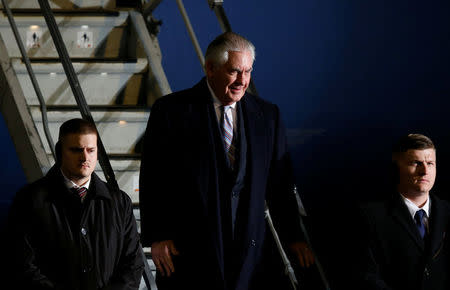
<box><xmin>205</xmin><ymin>60</ymin><xmax>215</xmax><ymax>79</ymax></box>
<box><xmin>55</xmin><ymin>140</ymin><xmax>62</xmax><ymax>164</ymax></box>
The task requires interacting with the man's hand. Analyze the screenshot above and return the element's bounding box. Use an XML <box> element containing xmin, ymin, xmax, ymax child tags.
<box><xmin>289</xmin><ymin>241</ymin><xmax>315</xmax><ymax>268</ymax></box>
<box><xmin>151</xmin><ymin>240</ymin><xmax>180</xmax><ymax>277</ymax></box>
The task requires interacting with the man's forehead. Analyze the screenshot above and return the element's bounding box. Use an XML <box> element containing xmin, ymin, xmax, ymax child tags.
<box><xmin>403</xmin><ymin>148</ymin><xmax>436</xmax><ymax>160</ymax></box>
<box><xmin>61</xmin><ymin>133</ymin><xmax>97</xmax><ymax>144</ymax></box>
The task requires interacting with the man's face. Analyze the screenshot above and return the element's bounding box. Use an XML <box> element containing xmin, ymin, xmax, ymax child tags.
<box><xmin>206</xmin><ymin>50</ymin><xmax>253</xmax><ymax>106</ymax></box>
<box><xmin>395</xmin><ymin>148</ymin><xmax>436</xmax><ymax>197</ymax></box>
<box><xmin>60</xmin><ymin>133</ymin><xmax>97</xmax><ymax>186</ymax></box>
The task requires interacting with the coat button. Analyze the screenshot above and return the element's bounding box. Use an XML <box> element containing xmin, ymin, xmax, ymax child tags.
<box><xmin>232</xmin><ymin>191</ymin><xmax>238</xmax><ymax>197</ymax></box>
<box><xmin>424</xmin><ymin>267</ymin><xmax>430</xmax><ymax>277</ymax></box>
<box><xmin>251</xmin><ymin>239</ymin><xmax>256</xmax><ymax>247</ymax></box>
<box><xmin>81</xmin><ymin>228</ymin><xmax>87</xmax><ymax>236</ymax></box>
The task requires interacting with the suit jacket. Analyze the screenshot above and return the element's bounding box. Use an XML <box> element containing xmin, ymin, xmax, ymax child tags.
<box><xmin>5</xmin><ymin>165</ymin><xmax>144</xmax><ymax>290</ymax></box>
<box><xmin>139</xmin><ymin>78</ymin><xmax>301</xmax><ymax>290</ymax></box>
<box><xmin>357</xmin><ymin>193</ymin><xmax>450</xmax><ymax>290</ymax></box>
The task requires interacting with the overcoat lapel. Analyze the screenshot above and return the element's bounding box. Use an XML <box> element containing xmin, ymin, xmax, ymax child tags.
<box><xmin>390</xmin><ymin>195</ymin><xmax>425</xmax><ymax>250</ymax></box>
<box><xmin>190</xmin><ymin>79</ymin><xmax>226</xmax><ymax>284</ymax></box>
<box><xmin>240</xmin><ymin>94</ymin><xmax>266</xmax><ymax>192</ymax></box>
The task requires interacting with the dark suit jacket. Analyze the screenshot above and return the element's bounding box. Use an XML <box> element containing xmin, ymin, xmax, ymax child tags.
<box><xmin>357</xmin><ymin>193</ymin><xmax>450</xmax><ymax>290</ymax></box>
<box><xmin>139</xmin><ymin>78</ymin><xmax>301</xmax><ymax>290</ymax></box>
<box><xmin>5</xmin><ymin>165</ymin><xmax>144</xmax><ymax>290</ymax></box>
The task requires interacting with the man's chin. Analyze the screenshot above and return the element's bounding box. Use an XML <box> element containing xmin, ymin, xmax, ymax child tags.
<box><xmin>74</xmin><ymin>171</ymin><xmax>93</xmax><ymax>179</ymax></box>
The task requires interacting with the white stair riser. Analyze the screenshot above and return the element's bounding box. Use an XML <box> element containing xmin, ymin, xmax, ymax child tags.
<box><xmin>0</xmin><ymin>0</ymin><xmax>116</xmax><ymax>9</ymax></box>
<box><xmin>31</xmin><ymin>109</ymin><xmax>149</xmax><ymax>154</ymax></box>
<box><xmin>0</xmin><ymin>13</ymin><xmax>128</xmax><ymax>58</ymax></box>
<box><xmin>19</xmin><ymin>72</ymin><xmax>144</xmax><ymax>105</ymax></box>
<box><xmin>95</xmin><ymin>170</ymin><xmax>140</xmax><ymax>204</ymax></box>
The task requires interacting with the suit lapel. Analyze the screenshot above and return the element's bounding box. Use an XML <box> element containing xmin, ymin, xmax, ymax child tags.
<box><xmin>390</xmin><ymin>195</ymin><xmax>425</xmax><ymax>250</ymax></box>
<box><xmin>427</xmin><ymin>195</ymin><xmax>449</xmax><ymax>258</ymax></box>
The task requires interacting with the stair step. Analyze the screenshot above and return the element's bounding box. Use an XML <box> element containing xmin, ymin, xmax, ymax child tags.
<box><xmin>30</xmin><ymin>106</ymin><xmax>150</xmax><ymax>154</ymax></box>
<box><xmin>0</xmin><ymin>0</ymin><xmax>116</xmax><ymax>10</ymax></box>
<box><xmin>12</xmin><ymin>59</ymin><xmax>148</xmax><ymax>105</ymax></box>
<box><xmin>0</xmin><ymin>11</ymin><xmax>129</xmax><ymax>58</ymax></box>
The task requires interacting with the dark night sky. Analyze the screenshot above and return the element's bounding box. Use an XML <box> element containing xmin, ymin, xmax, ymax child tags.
<box><xmin>2</xmin><ymin>2</ymin><xmax>450</xmax><ymax>282</ymax></box>
<box><xmin>3</xmin><ymin>0</ymin><xmax>450</xmax><ymax>208</ymax></box>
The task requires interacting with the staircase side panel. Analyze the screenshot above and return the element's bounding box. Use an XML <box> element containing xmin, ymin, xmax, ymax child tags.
<box><xmin>0</xmin><ymin>33</ymin><xmax>50</xmax><ymax>182</ymax></box>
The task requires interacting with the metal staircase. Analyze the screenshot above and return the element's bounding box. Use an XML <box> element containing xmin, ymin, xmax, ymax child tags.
<box><xmin>0</xmin><ymin>1</ymin><xmax>296</xmax><ymax>289</ymax></box>
<box><xmin>0</xmin><ymin>0</ymin><xmax>172</xmax><ymax>288</ymax></box>
<box><xmin>0</xmin><ymin>0</ymin><xmax>170</xmax><ymax>211</ymax></box>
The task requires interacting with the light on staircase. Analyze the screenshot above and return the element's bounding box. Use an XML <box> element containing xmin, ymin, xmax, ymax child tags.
<box><xmin>100</xmin><ymin>72</ymin><xmax>108</xmax><ymax>76</ymax></box>
<box><xmin>81</xmin><ymin>25</ymin><xmax>89</xmax><ymax>30</ymax></box>
<box><xmin>49</xmin><ymin>72</ymin><xmax>56</xmax><ymax>78</ymax></box>
<box><xmin>118</xmin><ymin>120</ymin><xmax>127</xmax><ymax>126</ymax></box>
<box><xmin>29</xmin><ymin>25</ymin><xmax>40</xmax><ymax>30</ymax></box>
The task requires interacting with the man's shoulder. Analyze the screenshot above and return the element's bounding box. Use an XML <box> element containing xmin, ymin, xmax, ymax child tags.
<box><xmin>244</xmin><ymin>92</ymin><xmax>275</xmax><ymax>108</ymax></box>
<box><xmin>154</xmin><ymin>79</ymin><xmax>208</xmax><ymax>107</ymax></box>
<box><xmin>91</xmin><ymin>173</ymin><xmax>132</xmax><ymax>207</ymax></box>
<box><xmin>358</xmin><ymin>198</ymin><xmax>396</xmax><ymax>222</ymax></box>
<box><xmin>14</xmin><ymin>167</ymin><xmax>61</xmax><ymax>201</ymax></box>
<box><xmin>360</xmin><ymin>200</ymin><xmax>390</xmax><ymax>214</ymax></box>
<box><xmin>430</xmin><ymin>193</ymin><xmax>450</xmax><ymax>212</ymax></box>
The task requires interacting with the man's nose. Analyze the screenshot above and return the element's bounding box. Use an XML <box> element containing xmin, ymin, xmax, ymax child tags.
<box><xmin>236</xmin><ymin>72</ymin><xmax>244</xmax><ymax>83</ymax></box>
<box><xmin>81</xmin><ymin>149</ymin><xmax>88</xmax><ymax>160</ymax></box>
<box><xmin>419</xmin><ymin>164</ymin><xmax>429</xmax><ymax>175</ymax></box>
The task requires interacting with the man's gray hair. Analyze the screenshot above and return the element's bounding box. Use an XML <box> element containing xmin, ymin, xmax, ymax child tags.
<box><xmin>205</xmin><ymin>32</ymin><xmax>255</xmax><ymax>66</ymax></box>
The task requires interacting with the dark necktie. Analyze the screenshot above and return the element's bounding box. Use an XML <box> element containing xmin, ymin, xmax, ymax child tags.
<box><xmin>414</xmin><ymin>209</ymin><xmax>426</xmax><ymax>239</ymax></box>
<box><xmin>71</xmin><ymin>187</ymin><xmax>87</xmax><ymax>200</ymax></box>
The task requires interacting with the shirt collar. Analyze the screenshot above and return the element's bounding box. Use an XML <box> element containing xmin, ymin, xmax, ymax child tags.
<box><xmin>207</xmin><ymin>79</ymin><xmax>237</xmax><ymax>110</ymax></box>
<box><xmin>401</xmin><ymin>193</ymin><xmax>431</xmax><ymax>219</ymax></box>
<box><xmin>60</xmin><ymin>168</ymin><xmax>91</xmax><ymax>190</ymax></box>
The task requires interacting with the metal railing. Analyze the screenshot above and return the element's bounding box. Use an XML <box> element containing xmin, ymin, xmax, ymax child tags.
<box><xmin>174</xmin><ymin>0</ymin><xmax>259</xmax><ymax>95</ymax></box>
<box><xmin>2</xmin><ymin>1</ymin><xmax>156</xmax><ymax>288</ymax></box>
<box><xmin>1</xmin><ymin>0</ymin><xmax>56</xmax><ymax>159</ymax></box>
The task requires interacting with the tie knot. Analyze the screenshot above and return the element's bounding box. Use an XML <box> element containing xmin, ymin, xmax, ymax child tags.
<box><xmin>71</xmin><ymin>187</ymin><xmax>87</xmax><ymax>199</ymax></box>
<box><xmin>415</xmin><ymin>209</ymin><xmax>426</xmax><ymax>222</ymax></box>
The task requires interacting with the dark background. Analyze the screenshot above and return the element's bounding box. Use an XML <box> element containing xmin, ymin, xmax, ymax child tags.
<box><xmin>2</xmin><ymin>1</ymin><xmax>450</xmax><ymax>288</ymax></box>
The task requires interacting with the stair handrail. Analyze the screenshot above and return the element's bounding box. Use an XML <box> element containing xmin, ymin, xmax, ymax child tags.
<box><xmin>32</xmin><ymin>2</ymin><xmax>158</xmax><ymax>289</ymax></box>
<box><xmin>36</xmin><ymin>0</ymin><xmax>118</xmax><ymax>190</ymax></box>
<box><xmin>1</xmin><ymin>0</ymin><xmax>56</xmax><ymax>159</ymax></box>
<box><xmin>175</xmin><ymin>0</ymin><xmax>206</xmax><ymax>74</ymax></box>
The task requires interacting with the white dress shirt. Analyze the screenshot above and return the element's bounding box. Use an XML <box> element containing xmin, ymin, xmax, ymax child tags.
<box><xmin>401</xmin><ymin>193</ymin><xmax>431</xmax><ymax>230</ymax></box>
<box><xmin>207</xmin><ymin>80</ymin><xmax>237</xmax><ymax>134</ymax></box>
<box><xmin>61</xmin><ymin>169</ymin><xmax>91</xmax><ymax>191</ymax></box>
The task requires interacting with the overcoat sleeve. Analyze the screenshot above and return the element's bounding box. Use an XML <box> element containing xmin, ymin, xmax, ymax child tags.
<box><xmin>264</xmin><ymin>103</ymin><xmax>303</xmax><ymax>244</ymax></box>
<box><xmin>354</xmin><ymin>207</ymin><xmax>393</xmax><ymax>290</ymax></box>
<box><xmin>139</xmin><ymin>98</ymin><xmax>179</xmax><ymax>246</ymax></box>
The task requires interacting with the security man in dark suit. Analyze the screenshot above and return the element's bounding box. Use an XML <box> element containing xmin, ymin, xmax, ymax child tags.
<box><xmin>5</xmin><ymin>118</ymin><xmax>143</xmax><ymax>290</ymax></box>
<box><xmin>139</xmin><ymin>32</ymin><xmax>313</xmax><ymax>290</ymax></box>
<box><xmin>357</xmin><ymin>133</ymin><xmax>450</xmax><ymax>290</ymax></box>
